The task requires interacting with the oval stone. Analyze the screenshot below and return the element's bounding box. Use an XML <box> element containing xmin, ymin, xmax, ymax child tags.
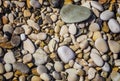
<box><xmin>60</xmin><ymin>4</ymin><xmax>91</xmax><ymax>23</ymax></box>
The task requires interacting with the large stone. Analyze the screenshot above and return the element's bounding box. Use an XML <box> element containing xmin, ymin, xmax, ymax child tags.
<box><xmin>60</xmin><ymin>4</ymin><xmax>91</xmax><ymax>23</ymax></box>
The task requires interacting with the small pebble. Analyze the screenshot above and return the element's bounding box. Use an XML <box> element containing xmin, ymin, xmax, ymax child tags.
<box><xmin>0</xmin><ymin>63</ymin><xmax>5</xmax><ymax>74</ymax></box>
<box><xmin>11</xmin><ymin>35</ymin><xmax>21</xmax><ymax>47</ymax></box>
<box><xmin>50</xmin><ymin>14</ymin><xmax>58</xmax><ymax>22</ymax></box>
<box><xmin>4</xmin><ymin>63</ymin><xmax>12</xmax><ymax>72</ymax></box>
<box><xmin>30</xmin><ymin>0</ymin><xmax>41</xmax><ymax>8</ymax></box>
<box><xmin>40</xmin><ymin>73</ymin><xmax>51</xmax><ymax>81</ymax></box>
<box><xmin>37</xmin><ymin>65</ymin><xmax>47</xmax><ymax>75</ymax></box>
<box><xmin>102</xmin><ymin>62</ymin><xmax>110</xmax><ymax>72</ymax></box>
<box><xmin>24</xmin><ymin>10</ymin><xmax>31</xmax><ymax>17</ymax></box>
<box><xmin>48</xmin><ymin>39</ymin><xmax>58</xmax><ymax>52</ymax></box>
<box><xmin>3</xmin><ymin>72</ymin><xmax>13</xmax><ymax>80</ymax></box>
<box><xmin>20</xmin><ymin>34</ymin><xmax>26</xmax><ymax>41</ymax></box>
<box><xmin>108</xmin><ymin>18</ymin><xmax>120</xmax><ymax>33</ymax></box>
<box><xmin>110</xmin><ymin>71</ymin><xmax>120</xmax><ymax>81</ymax></box>
<box><xmin>57</xmin><ymin>46</ymin><xmax>75</xmax><ymax>63</ymax></box>
<box><xmin>91</xmin><ymin>1</ymin><xmax>103</xmax><ymax>11</ymax></box>
<box><xmin>89</xmin><ymin>23</ymin><xmax>100</xmax><ymax>32</ymax></box>
<box><xmin>31</xmin><ymin>76</ymin><xmax>42</xmax><ymax>81</ymax></box>
<box><xmin>54</xmin><ymin>61</ymin><xmax>63</xmax><ymax>72</ymax></box>
<box><xmin>67</xmin><ymin>74</ymin><xmax>78</xmax><ymax>81</ymax></box>
<box><xmin>88</xmin><ymin>68</ymin><xmax>96</xmax><ymax>80</ymax></box>
<box><xmin>69</xmin><ymin>24</ymin><xmax>77</xmax><ymax>35</ymax></box>
<box><xmin>23</xmin><ymin>54</ymin><xmax>32</xmax><ymax>63</ymax></box>
<box><xmin>37</xmin><ymin>32</ymin><xmax>47</xmax><ymax>40</ymax></box>
<box><xmin>8</xmin><ymin>13</ymin><xmax>14</xmax><ymax>23</ymax></box>
<box><xmin>52</xmin><ymin>71</ymin><xmax>61</xmax><ymax>80</ymax></box>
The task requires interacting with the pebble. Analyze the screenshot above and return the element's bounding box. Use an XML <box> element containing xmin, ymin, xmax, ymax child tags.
<box><xmin>92</xmin><ymin>31</ymin><xmax>102</xmax><ymax>41</ymax></box>
<box><xmin>77</xmin><ymin>35</ymin><xmax>87</xmax><ymax>43</ymax></box>
<box><xmin>67</xmin><ymin>74</ymin><xmax>78</xmax><ymax>81</ymax></box>
<box><xmin>14</xmin><ymin>27</ymin><xmax>24</xmax><ymax>35</ymax></box>
<box><xmin>13</xmin><ymin>62</ymin><xmax>29</xmax><ymax>73</ymax></box>
<box><xmin>19</xmin><ymin>75</ymin><xmax>26</xmax><ymax>81</ymax></box>
<box><xmin>8</xmin><ymin>13</ymin><xmax>14</xmax><ymax>23</ymax></box>
<box><xmin>60</xmin><ymin>25</ymin><xmax>68</xmax><ymax>36</ymax></box>
<box><xmin>4</xmin><ymin>51</ymin><xmax>16</xmax><ymax>64</ymax></box>
<box><xmin>33</xmin><ymin>48</ymin><xmax>48</xmax><ymax>65</ymax></box>
<box><xmin>60</xmin><ymin>4</ymin><xmax>91</xmax><ymax>23</ymax></box>
<box><xmin>108</xmin><ymin>18</ymin><xmax>120</xmax><ymax>33</ymax></box>
<box><xmin>73</xmin><ymin>62</ymin><xmax>82</xmax><ymax>69</ymax></box>
<box><xmin>100</xmin><ymin>10</ymin><xmax>114</xmax><ymax>20</ymax></box>
<box><xmin>52</xmin><ymin>71</ymin><xmax>61</xmax><ymax>80</ymax></box>
<box><xmin>30</xmin><ymin>0</ymin><xmax>41</xmax><ymax>8</ymax></box>
<box><xmin>3</xmin><ymin>24</ymin><xmax>13</xmax><ymax>34</ymax></box>
<box><xmin>91</xmin><ymin>1</ymin><xmax>103</xmax><ymax>11</ymax></box>
<box><xmin>37</xmin><ymin>32</ymin><xmax>47</xmax><ymax>40</ymax></box>
<box><xmin>40</xmin><ymin>73</ymin><xmax>51</xmax><ymax>81</ymax></box>
<box><xmin>24</xmin><ymin>10</ymin><xmax>31</xmax><ymax>17</ymax></box>
<box><xmin>88</xmin><ymin>68</ymin><xmax>96</xmax><ymax>80</ymax></box>
<box><xmin>27</xmin><ymin>19</ymin><xmax>40</xmax><ymax>31</ymax></box>
<box><xmin>23</xmin><ymin>54</ymin><xmax>32</xmax><ymax>63</ymax></box>
<box><xmin>115</xmin><ymin>60</ymin><xmax>120</xmax><ymax>66</ymax></box>
<box><xmin>22</xmin><ymin>25</ymin><xmax>32</xmax><ymax>35</ymax></box>
<box><xmin>57</xmin><ymin>46</ymin><xmax>75</xmax><ymax>63</ymax></box>
<box><xmin>65</xmin><ymin>68</ymin><xmax>78</xmax><ymax>75</ymax></box>
<box><xmin>23</xmin><ymin>38</ymin><xmax>35</xmax><ymax>54</ymax></box>
<box><xmin>31</xmin><ymin>76</ymin><xmax>42</xmax><ymax>81</ymax></box>
<box><xmin>68</xmin><ymin>24</ymin><xmax>77</xmax><ymax>35</ymax></box>
<box><xmin>110</xmin><ymin>71</ymin><xmax>120</xmax><ymax>81</ymax></box>
<box><xmin>49</xmin><ymin>0</ymin><xmax>62</xmax><ymax>8</ymax></box>
<box><xmin>2</xmin><ymin>16</ymin><xmax>8</xmax><ymax>24</ymax></box>
<box><xmin>20</xmin><ymin>34</ymin><xmax>26</xmax><ymax>41</ymax></box>
<box><xmin>48</xmin><ymin>39</ymin><xmax>58</xmax><ymax>52</ymax></box>
<box><xmin>95</xmin><ymin>38</ymin><xmax>108</xmax><ymax>53</ymax></box>
<box><xmin>50</xmin><ymin>14</ymin><xmax>58</xmax><ymax>22</ymax></box>
<box><xmin>0</xmin><ymin>63</ymin><xmax>5</xmax><ymax>74</ymax></box>
<box><xmin>3</xmin><ymin>72</ymin><xmax>13</xmax><ymax>80</ymax></box>
<box><xmin>37</xmin><ymin>65</ymin><xmax>47</xmax><ymax>75</ymax></box>
<box><xmin>79</xmin><ymin>40</ymin><xmax>89</xmax><ymax>49</ymax></box>
<box><xmin>108</xmin><ymin>40</ymin><xmax>120</xmax><ymax>53</ymax></box>
<box><xmin>89</xmin><ymin>23</ymin><xmax>100</xmax><ymax>32</ymax></box>
<box><xmin>11</xmin><ymin>35</ymin><xmax>21</xmax><ymax>47</ymax></box>
<box><xmin>54</xmin><ymin>61</ymin><xmax>63</xmax><ymax>72</ymax></box>
<box><xmin>4</xmin><ymin>63</ymin><xmax>12</xmax><ymax>72</ymax></box>
<box><xmin>102</xmin><ymin>62</ymin><xmax>110</xmax><ymax>72</ymax></box>
<box><xmin>90</xmin><ymin>49</ymin><xmax>104</xmax><ymax>66</ymax></box>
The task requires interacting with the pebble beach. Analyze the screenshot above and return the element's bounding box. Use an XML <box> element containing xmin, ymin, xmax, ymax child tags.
<box><xmin>0</xmin><ymin>0</ymin><xmax>120</xmax><ymax>81</ymax></box>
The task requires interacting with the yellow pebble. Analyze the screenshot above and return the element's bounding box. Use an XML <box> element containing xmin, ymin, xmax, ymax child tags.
<box><xmin>92</xmin><ymin>31</ymin><xmax>102</xmax><ymax>41</ymax></box>
<box><xmin>64</xmin><ymin>0</ymin><xmax>73</xmax><ymax>5</ymax></box>
<box><xmin>102</xmin><ymin>22</ymin><xmax>109</xmax><ymax>33</ymax></box>
<box><xmin>64</xmin><ymin>64</ymin><xmax>70</xmax><ymax>69</ymax></box>
<box><xmin>27</xmin><ymin>63</ymin><xmax>34</xmax><ymax>68</ymax></box>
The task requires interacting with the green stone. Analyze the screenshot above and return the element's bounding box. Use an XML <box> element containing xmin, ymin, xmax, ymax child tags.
<box><xmin>60</xmin><ymin>4</ymin><xmax>91</xmax><ymax>23</ymax></box>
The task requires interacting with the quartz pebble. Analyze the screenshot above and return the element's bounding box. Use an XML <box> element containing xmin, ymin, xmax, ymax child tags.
<box><xmin>23</xmin><ymin>54</ymin><xmax>32</xmax><ymax>63</ymax></box>
<box><xmin>88</xmin><ymin>68</ymin><xmax>96</xmax><ymax>80</ymax></box>
<box><xmin>23</xmin><ymin>38</ymin><xmax>35</xmax><ymax>54</ymax></box>
<box><xmin>91</xmin><ymin>1</ymin><xmax>103</xmax><ymax>11</ymax></box>
<box><xmin>90</xmin><ymin>49</ymin><xmax>104</xmax><ymax>66</ymax></box>
<box><xmin>89</xmin><ymin>23</ymin><xmax>100</xmax><ymax>31</ymax></box>
<box><xmin>37</xmin><ymin>65</ymin><xmax>47</xmax><ymax>75</ymax></box>
<box><xmin>37</xmin><ymin>33</ymin><xmax>47</xmax><ymax>40</ymax></box>
<box><xmin>60</xmin><ymin>4</ymin><xmax>91</xmax><ymax>23</ymax></box>
<box><xmin>52</xmin><ymin>71</ymin><xmax>61</xmax><ymax>80</ymax></box>
<box><xmin>4</xmin><ymin>72</ymin><xmax>13</xmax><ymax>80</ymax></box>
<box><xmin>33</xmin><ymin>48</ymin><xmax>48</xmax><ymax>65</ymax></box>
<box><xmin>108</xmin><ymin>40</ymin><xmax>120</xmax><ymax>53</ymax></box>
<box><xmin>67</xmin><ymin>74</ymin><xmax>78</xmax><ymax>81</ymax></box>
<box><xmin>4</xmin><ymin>63</ymin><xmax>12</xmax><ymax>72</ymax></box>
<box><xmin>57</xmin><ymin>46</ymin><xmax>75</xmax><ymax>63</ymax></box>
<box><xmin>69</xmin><ymin>24</ymin><xmax>77</xmax><ymax>35</ymax></box>
<box><xmin>108</xmin><ymin>19</ymin><xmax>120</xmax><ymax>33</ymax></box>
<box><xmin>100</xmin><ymin>10</ymin><xmax>114</xmax><ymax>20</ymax></box>
<box><xmin>102</xmin><ymin>62</ymin><xmax>110</xmax><ymax>72</ymax></box>
<box><xmin>13</xmin><ymin>62</ymin><xmax>29</xmax><ymax>73</ymax></box>
<box><xmin>20</xmin><ymin>34</ymin><xmax>26</xmax><ymax>41</ymax></box>
<box><xmin>4</xmin><ymin>51</ymin><xmax>16</xmax><ymax>64</ymax></box>
<box><xmin>40</xmin><ymin>73</ymin><xmax>51</xmax><ymax>81</ymax></box>
<box><xmin>95</xmin><ymin>38</ymin><xmax>108</xmax><ymax>53</ymax></box>
<box><xmin>54</xmin><ymin>61</ymin><xmax>63</xmax><ymax>72</ymax></box>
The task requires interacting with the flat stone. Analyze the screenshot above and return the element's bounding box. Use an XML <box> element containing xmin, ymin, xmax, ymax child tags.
<box><xmin>108</xmin><ymin>40</ymin><xmax>120</xmax><ymax>53</ymax></box>
<box><xmin>23</xmin><ymin>38</ymin><xmax>35</xmax><ymax>54</ymax></box>
<box><xmin>90</xmin><ymin>49</ymin><xmax>104</xmax><ymax>66</ymax></box>
<box><xmin>0</xmin><ymin>63</ymin><xmax>5</xmax><ymax>74</ymax></box>
<box><xmin>108</xmin><ymin>18</ymin><xmax>120</xmax><ymax>33</ymax></box>
<box><xmin>33</xmin><ymin>48</ymin><xmax>48</xmax><ymax>65</ymax></box>
<box><xmin>3</xmin><ymin>72</ymin><xmax>13</xmax><ymax>80</ymax></box>
<box><xmin>57</xmin><ymin>46</ymin><xmax>75</xmax><ymax>63</ymax></box>
<box><xmin>88</xmin><ymin>68</ymin><xmax>96</xmax><ymax>80</ymax></box>
<box><xmin>60</xmin><ymin>4</ymin><xmax>91</xmax><ymax>23</ymax></box>
<box><xmin>69</xmin><ymin>24</ymin><xmax>77</xmax><ymax>35</ymax></box>
<box><xmin>37</xmin><ymin>32</ymin><xmax>47</xmax><ymax>40</ymax></box>
<box><xmin>4</xmin><ymin>51</ymin><xmax>16</xmax><ymax>64</ymax></box>
<box><xmin>95</xmin><ymin>38</ymin><xmax>108</xmax><ymax>53</ymax></box>
<box><xmin>37</xmin><ymin>65</ymin><xmax>47</xmax><ymax>75</ymax></box>
<box><xmin>91</xmin><ymin>1</ymin><xmax>103</xmax><ymax>11</ymax></box>
<box><xmin>100</xmin><ymin>10</ymin><xmax>114</xmax><ymax>20</ymax></box>
<box><xmin>13</xmin><ymin>62</ymin><xmax>29</xmax><ymax>73</ymax></box>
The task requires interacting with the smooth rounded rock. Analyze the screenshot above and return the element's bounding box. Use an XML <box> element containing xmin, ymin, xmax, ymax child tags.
<box><xmin>37</xmin><ymin>65</ymin><xmax>47</xmax><ymax>75</ymax></box>
<box><xmin>37</xmin><ymin>33</ymin><xmax>47</xmax><ymax>40</ymax></box>
<box><xmin>108</xmin><ymin>40</ymin><xmax>120</xmax><ymax>53</ymax></box>
<box><xmin>88</xmin><ymin>68</ymin><xmax>96</xmax><ymax>80</ymax></box>
<box><xmin>100</xmin><ymin>10</ymin><xmax>114</xmax><ymax>20</ymax></box>
<box><xmin>3</xmin><ymin>72</ymin><xmax>13</xmax><ymax>80</ymax></box>
<box><xmin>67</xmin><ymin>74</ymin><xmax>78</xmax><ymax>81</ymax></box>
<box><xmin>11</xmin><ymin>35</ymin><xmax>21</xmax><ymax>47</ymax></box>
<box><xmin>4</xmin><ymin>63</ymin><xmax>12</xmax><ymax>72</ymax></box>
<box><xmin>108</xmin><ymin>19</ymin><xmax>120</xmax><ymax>33</ymax></box>
<box><xmin>102</xmin><ymin>62</ymin><xmax>110</xmax><ymax>72</ymax></box>
<box><xmin>31</xmin><ymin>76</ymin><xmax>41</xmax><ymax>81</ymax></box>
<box><xmin>23</xmin><ymin>54</ymin><xmax>32</xmax><ymax>63</ymax></box>
<box><xmin>91</xmin><ymin>1</ymin><xmax>103</xmax><ymax>11</ymax></box>
<box><xmin>69</xmin><ymin>24</ymin><xmax>77</xmax><ymax>35</ymax></box>
<box><xmin>54</xmin><ymin>61</ymin><xmax>63</xmax><ymax>72</ymax></box>
<box><xmin>3</xmin><ymin>24</ymin><xmax>13</xmax><ymax>34</ymax></box>
<box><xmin>0</xmin><ymin>63</ymin><xmax>5</xmax><ymax>74</ymax></box>
<box><xmin>57</xmin><ymin>46</ymin><xmax>75</xmax><ymax>63</ymax></box>
<box><xmin>60</xmin><ymin>4</ymin><xmax>91</xmax><ymax>23</ymax></box>
<box><xmin>95</xmin><ymin>38</ymin><xmax>108</xmax><ymax>53</ymax></box>
<box><xmin>40</xmin><ymin>73</ymin><xmax>51</xmax><ymax>81</ymax></box>
<box><xmin>30</xmin><ymin>0</ymin><xmax>41</xmax><ymax>8</ymax></box>
<box><xmin>89</xmin><ymin>23</ymin><xmax>100</xmax><ymax>32</ymax></box>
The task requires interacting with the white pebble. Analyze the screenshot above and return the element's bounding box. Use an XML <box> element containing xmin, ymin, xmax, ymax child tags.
<box><xmin>88</xmin><ymin>68</ymin><xmax>96</xmax><ymax>80</ymax></box>
<box><xmin>4</xmin><ymin>63</ymin><xmax>12</xmax><ymax>72</ymax></box>
<box><xmin>69</xmin><ymin>24</ymin><xmax>77</xmax><ymax>35</ymax></box>
<box><xmin>54</xmin><ymin>61</ymin><xmax>63</xmax><ymax>72</ymax></box>
<box><xmin>37</xmin><ymin>65</ymin><xmax>47</xmax><ymax>75</ymax></box>
<box><xmin>20</xmin><ymin>34</ymin><xmax>26</xmax><ymax>41</ymax></box>
<box><xmin>91</xmin><ymin>1</ymin><xmax>103</xmax><ymax>11</ymax></box>
<box><xmin>40</xmin><ymin>73</ymin><xmax>51</xmax><ymax>81</ymax></box>
<box><xmin>102</xmin><ymin>62</ymin><xmax>110</xmax><ymax>72</ymax></box>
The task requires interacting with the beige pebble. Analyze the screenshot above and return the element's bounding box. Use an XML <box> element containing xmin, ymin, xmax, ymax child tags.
<box><xmin>31</xmin><ymin>76</ymin><xmax>42</xmax><ymax>81</ymax></box>
<box><xmin>54</xmin><ymin>61</ymin><xmax>63</xmax><ymax>72</ymax></box>
<box><xmin>40</xmin><ymin>73</ymin><xmax>51</xmax><ymax>81</ymax></box>
<box><xmin>92</xmin><ymin>31</ymin><xmax>102</xmax><ymax>41</ymax></box>
<box><xmin>24</xmin><ymin>10</ymin><xmax>31</xmax><ymax>17</ymax></box>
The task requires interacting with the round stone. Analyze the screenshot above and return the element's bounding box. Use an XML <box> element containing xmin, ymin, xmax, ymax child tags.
<box><xmin>60</xmin><ymin>4</ymin><xmax>91</xmax><ymax>23</ymax></box>
<box><xmin>102</xmin><ymin>62</ymin><xmax>110</xmax><ymax>72</ymax></box>
<box><xmin>23</xmin><ymin>54</ymin><xmax>32</xmax><ymax>63</ymax></box>
<box><xmin>95</xmin><ymin>38</ymin><xmax>108</xmax><ymax>53</ymax></box>
<box><xmin>4</xmin><ymin>63</ymin><xmax>12</xmax><ymax>72</ymax></box>
<box><xmin>37</xmin><ymin>32</ymin><xmax>47</xmax><ymax>40</ymax></box>
<box><xmin>91</xmin><ymin>1</ymin><xmax>103</xmax><ymax>11</ymax></box>
<box><xmin>37</xmin><ymin>65</ymin><xmax>47</xmax><ymax>75</ymax></box>
<box><xmin>11</xmin><ymin>35</ymin><xmax>21</xmax><ymax>47</ymax></box>
<box><xmin>100</xmin><ymin>10</ymin><xmax>114</xmax><ymax>20</ymax></box>
<box><xmin>67</xmin><ymin>74</ymin><xmax>78</xmax><ymax>81</ymax></box>
<box><xmin>89</xmin><ymin>23</ymin><xmax>100</xmax><ymax>32</ymax></box>
<box><xmin>57</xmin><ymin>46</ymin><xmax>75</xmax><ymax>63</ymax></box>
<box><xmin>31</xmin><ymin>76</ymin><xmax>41</xmax><ymax>81</ymax></box>
<box><xmin>88</xmin><ymin>68</ymin><xmax>96</xmax><ymax>80</ymax></box>
<box><xmin>108</xmin><ymin>18</ymin><xmax>120</xmax><ymax>33</ymax></box>
<box><xmin>40</xmin><ymin>73</ymin><xmax>51</xmax><ymax>81</ymax></box>
<box><xmin>54</xmin><ymin>61</ymin><xmax>63</xmax><ymax>72</ymax></box>
<box><xmin>30</xmin><ymin>0</ymin><xmax>41</xmax><ymax>8</ymax></box>
<box><xmin>68</xmin><ymin>24</ymin><xmax>77</xmax><ymax>35</ymax></box>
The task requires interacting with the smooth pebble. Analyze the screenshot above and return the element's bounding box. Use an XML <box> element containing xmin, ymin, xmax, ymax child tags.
<box><xmin>69</xmin><ymin>24</ymin><xmax>77</xmax><ymax>35</ymax></box>
<box><xmin>37</xmin><ymin>65</ymin><xmax>47</xmax><ymax>75</ymax></box>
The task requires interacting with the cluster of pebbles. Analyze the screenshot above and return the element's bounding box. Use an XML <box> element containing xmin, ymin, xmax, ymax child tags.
<box><xmin>0</xmin><ymin>0</ymin><xmax>120</xmax><ymax>81</ymax></box>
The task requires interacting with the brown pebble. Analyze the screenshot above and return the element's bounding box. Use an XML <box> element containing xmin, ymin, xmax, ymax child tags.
<box><xmin>2</xmin><ymin>16</ymin><xmax>8</xmax><ymax>24</ymax></box>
